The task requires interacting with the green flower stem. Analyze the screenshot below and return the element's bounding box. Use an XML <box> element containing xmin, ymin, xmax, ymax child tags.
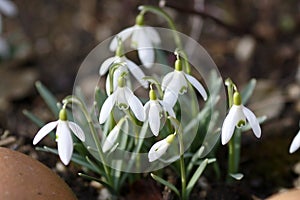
<box><xmin>62</xmin><ymin>96</ymin><xmax>113</xmax><ymax>186</ymax></box>
<box><xmin>225</xmin><ymin>78</ymin><xmax>240</xmax><ymax>182</ymax></box>
<box><xmin>172</xmin><ymin>121</ymin><xmax>187</xmax><ymax>200</ymax></box>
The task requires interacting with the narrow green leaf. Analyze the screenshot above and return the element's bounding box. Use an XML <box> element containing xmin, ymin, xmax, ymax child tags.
<box><xmin>241</xmin><ymin>79</ymin><xmax>256</xmax><ymax>105</ymax></box>
<box><xmin>186</xmin><ymin>159</ymin><xmax>209</xmax><ymax>197</ymax></box>
<box><xmin>35</xmin><ymin>81</ymin><xmax>60</xmax><ymax>116</ymax></box>
<box><xmin>36</xmin><ymin>146</ymin><xmax>100</xmax><ymax>174</ymax></box>
<box><xmin>23</xmin><ymin>109</ymin><xmax>45</xmax><ymax>127</ymax></box>
<box><xmin>95</xmin><ymin>87</ymin><xmax>107</xmax><ymax>112</ymax></box>
<box><xmin>151</xmin><ymin>173</ymin><xmax>180</xmax><ymax>197</ymax></box>
<box><xmin>78</xmin><ymin>173</ymin><xmax>114</xmax><ymax>193</ymax></box>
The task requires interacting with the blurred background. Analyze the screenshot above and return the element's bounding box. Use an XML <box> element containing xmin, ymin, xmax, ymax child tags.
<box><xmin>0</xmin><ymin>0</ymin><xmax>299</xmax><ymax>199</ymax></box>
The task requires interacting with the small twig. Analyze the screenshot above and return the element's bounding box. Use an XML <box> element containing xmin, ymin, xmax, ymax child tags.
<box><xmin>164</xmin><ymin>2</ymin><xmax>247</xmax><ymax>35</ymax></box>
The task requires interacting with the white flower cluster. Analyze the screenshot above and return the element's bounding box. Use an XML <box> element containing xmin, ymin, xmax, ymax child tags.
<box><xmin>98</xmin><ymin>17</ymin><xmax>208</xmax><ymax>162</ymax></box>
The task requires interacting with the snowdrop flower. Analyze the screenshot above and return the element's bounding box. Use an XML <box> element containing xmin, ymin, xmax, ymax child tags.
<box><xmin>289</xmin><ymin>127</ymin><xmax>300</xmax><ymax>153</ymax></box>
<box><xmin>33</xmin><ymin>108</ymin><xmax>85</xmax><ymax>165</ymax></box>
<box><xmin>0</xmin><ymin>0</ymin><xmax>17</xmax><ymax>17</ymax></box>
<box><xmin>221</xmin><ymin>92</ymin><xmax>261</xmax><ymax>145</ymax></box>
<box><xmin>100</xmin><ymin>44</ymin><xmax>148</xmax><ymax>93</ymax></box>
<box><xmin>99</xmin><ymin>76</ymin><xmax>145</xmax><ymax>124</ymax></box>
<box><xmin>102</xmin><ymin>118</ymin><xmax>126</xmax><ymax>153</ymax></box>
<box><xmin>162</xmin><ymin>59</ymin><xmax>207</xmax><ymax>107</ymax></box>
<box><xmin>144</xmin><ymin>89</ymin><xmax>175</xmax><ymax>136</ymax></box>
<box><xmin>148</xmin><ymin>134</ymin><xmax>175</xmax><ymax>162</ymax></box>
<box><xmin>109</xmin><ymin>13</ymin><xmax>160</xmax><ymax>68</ymax></box>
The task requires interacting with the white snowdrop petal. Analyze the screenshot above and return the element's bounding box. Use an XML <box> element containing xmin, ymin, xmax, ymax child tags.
<box><xmin>185</xmin><ymin>74</ymin><xmax>207</xmax><ymax>101</ymax></box>
<box><xmin>0</xmin><ymin>0</ymin><xmax>17</xmax><ymax>17</ymax></box>
<box><xmin>161</xmin><ymin>72</ymin><xmax>174</xmax><ymax>91</ymax></box>
<box><xmin>131</xmin><ymin>26</ymin><xmax>142</xmax><ymax>48</ymax></box>
<box><xmin>146</xmin><ymin>27</ymin><xmax>161</xmax><ymax>44</ymax></box>
<box><xmin>148</xmin><ymin>139</ymin><xmax>169</xmax><ymax>162</ymax></box>
<box><xmin>137</xmin><ymin>30</ymin><xmax>154</xmax><ymax>68</ymax></box>
<box><xmin>125</xmin><ymin>88</ymin><xmax>145</xmax><ymax>121</ymax></box>
<box><xmin>99</xmin><ymin>93</ymin><xmax>116</xmax><ymax>124</ymax></box>
<box><xmin>109</xmin><ymin>26</ymin><xmax>134</xmax><ymax>51</ymax></box>
<box><xmin>221</xmin><ymin>106</ymin><xmax>242</xmax><ymax>145</ymax></box>
<box><xmin>143</xmin><ymin>101</ymin><xmax>151</xmax><ymax>120</ymax></box>
<box><xmin>125</xmin><ymin>58</ymin><xmax>148</xmax><ymax>88</ymax></box>
<box><xmin>68</xmin><ymin>121</ymin><xmax>85</xmax><ymax>142</ymax></box>
<box><xmin>159</xmin><ymin>100</ymin><xmax>175</xmax><ymax>117</ymax></box>
<box><xmin>290</xmin><ymin>130</ymin><xmax>300</xmax><ymax>153</ymax></box>
<box><xmin>242</xmin><ymin>106</ymin><xmax>261</xmax><ymax>138</ymax></box>
<box><xmin>57</xmin><ymin>121</ymin><xmax>73</xmax><ymax>165</ymax></box>
<box><xmin>33</xmin><ymin>121</ymin><xmax>58</xmax><ymax>145</ymax></box>
<box><xmin>149</xmin><ymin>103</ymin><xmax>161</xmax><ymax>136</ymax></box>
<box><xmin>174</xmin><ymin>72</ymin><xmax>188</xmax><ymax>94</ymax></box>
<box><xmin>163</xmin><ymin>90</ymin><xmax>178</xmax><ymax>108</ymax></box>
<box><xmin>99</xmin><ymin>57</ymin><xmax>116</xmax><ymax>75</ymax></box>
<box><xmin>102</xmin><ymin>125</ymin><xmax>120</xmax><ymax>153</ymax></box>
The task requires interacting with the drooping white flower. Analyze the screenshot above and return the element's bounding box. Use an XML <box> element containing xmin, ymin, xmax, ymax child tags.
<box><xmin>33</xmin><ymin>109</ymin><xmax>85</xmax><ymax>165</ymax></box>
<box><xmin>109</xmin><ymin>14</ymin><xmax>160</xmax><ymax>68</ymax></box>
<box><xmin>144</xmin><ymin>89</ymin><xmax>175</xmax><ymax>136</ymax></box>
<box><xmin>289</xmin><ymin>128</ymin><xmax>300</xmax><ymax>153</ymax></box>
<box><xmin>162</xmin><ymin>59</ymin><xmax>207</xmax><ymax>107</ymax></box>
<box><xmin>148</xmin><ymin>134</ymin><xmax>175</xmax><ymax>162</ymax></box>
<box><xmin>0</xmin><ymin>0</ymin><xmax>17</xmax><ymax>17</ymax></box>
<box><xmin>221</xmin><ymin>92</ymin><xmax>261</xmax><ymax>145</ymax></box>
<box><xmin>100</xmin><ymin>55</ymin><xmax>148</xmax><ymax>93</ymax></box>
<box><xmin>99</xmin><ymin>76</ymin><xmax>145</xmax><ymax>124</ymax></box>
<box><xmin>102</xmin><ymin>118</ymin><xmax>127</xmax><ymax>153</ymax></box>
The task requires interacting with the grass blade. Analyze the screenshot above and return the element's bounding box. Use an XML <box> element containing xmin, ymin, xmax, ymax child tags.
<box><xmin>151</xmin><ymin>173</ymin><xmax>180</xmax><ymax>198</ymax></box>
<box><xmin>186</xmin><ymin>159</ymin><xmax>209</xmax><ymax>197</ymax></box>
<box><xmin>35</xmin><ymin>81</ymin><xmax>60</xmax><ymax>116</ymax></box>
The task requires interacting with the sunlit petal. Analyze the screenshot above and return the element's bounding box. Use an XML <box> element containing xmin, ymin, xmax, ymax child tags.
<box><xmin>144</xmin><ymin>101</ymin><xmax>151</xmax><ymax>119</ymax></box>
<box><xmin>109</xmin><ymin>26</ymin><xmax>134</xmax><ymax>51</ymax></box>
<box><xmin>174</xmin><ymin>72</ymin><xmax>188</xmax><ymax>94</ymax></box>
<box><xmin>102</xmin><ymin>125</ymin><xmax>120</xmax><ymax>153</ymax></box>
<box><xmin>163</xmin><ymin>89</ymin><xmax>178</xmax><ymax>108</ymax></box>
<box><xmin>68</xmin><ymin>121</ymin><xmax>85</xmax><ymax>142</ymax></box>
<box><xmin>146</xmin><ymin>27</ymin><xmax>161</xmax><ymax>44</ymax></box>
<box><xmin>221</xmin><ymin>105</ymin><xmax>243</xmax><ymax>145</ymax></box>
<box><xmin>159</xmin><ymin>100</ymin><xmax>175</xmax><ymax>117</ymax></box>
<box><xmin>149</xmin><ymin>102</ymin><xmax>161</xmax><ymax>136</ymax></box>
<box><xmin>99</xmin><ymin>93</ymin><xmax>116</xmax><ymax>124</ymax></box>
<box><xmin>99</xmin><ymin>56</ymin><xmax>116</xmax><ymax>75</ymax></box>
<box><xmin>290</xmin><ymin>130</ymin><xmax>300</xmax><ymax>153</ymax></box>
<box><xmin>136</xmin><ymin>30</ymin><xmax>154</xmax><ymax>68</ymax></box>
<box><xmin>33</xmin><ymin>121</ymin><xmax>58</xmax><ymax>145</ymax></box>
<box><xmin>148</xmin><ymin>138</ymin><xmax>169</xmax><ymax>162</ymax></box>
<box><xmin>161</xmin><ymin>72</ymin><xmax>174</xmax><ymax>91</ymax></box>
<box><xmin>56</xmin><ymin>121</ymin><xmax>73</xmax><ymax>165</ymax></box>
<box><xmin>125</xmin><ymin>58</ymin><xmax>148</xmax><ymax>88</ymax></box>
<box><xmin>125</xmin><ymin>88</ymin><xmax>145</xmax><ymax>121</ymax></box>
<box><xmin>185</xmin><ymin>74</ymin><xmax>207</xmax><ymax>101</ymax></box>
<box><xmin>243</xmin><ymin>106</ymin><xmax>261</xmax><ymax>138</ymax></box>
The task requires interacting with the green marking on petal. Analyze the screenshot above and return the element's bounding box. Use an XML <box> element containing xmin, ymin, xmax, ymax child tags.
<box><xmin>237</xmin><ymin>120</ymin><xmax>246</xmax><ymax>127</ymax></box>
<box><xmin>59</xmin><ymin>109</ymin><xmax>67</xmax><ymax>121</ymax></box>
<box><xmin>118</xmin><ymin>103</ymin><xmax>129</xmax><ymax>110</ymax></box>
<box><xmin>179</xmin><ymin>86</ymin><xmax>187</xmax><ymax>94</ymax></box>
